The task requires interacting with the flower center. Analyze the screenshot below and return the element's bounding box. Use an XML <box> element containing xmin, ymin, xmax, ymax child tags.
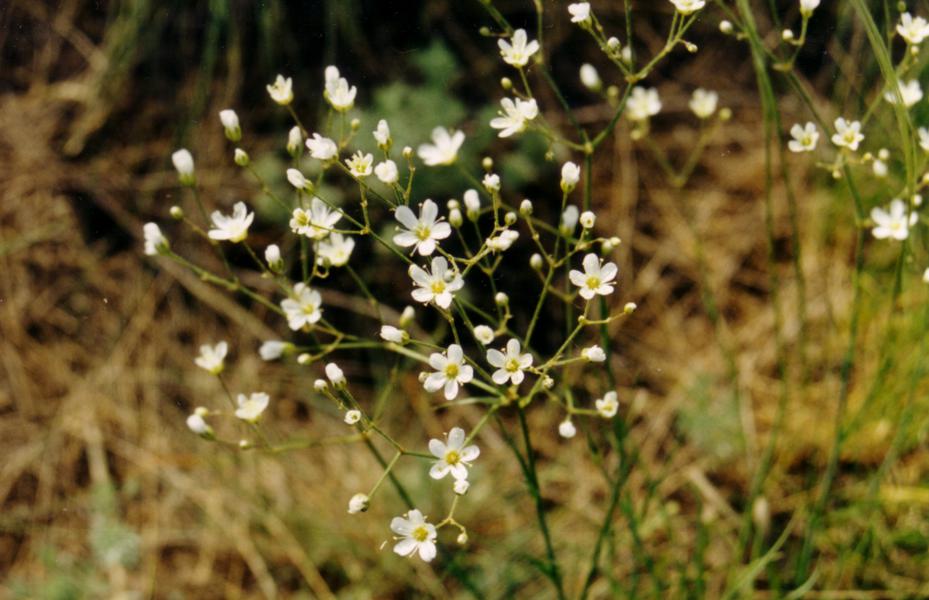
<box><xmin>586</xmin><ymin>276</ymin><xmax>601</xmax><ymax>290</ymax></box>
<box><xmin>444</xmin><ymin>450</ymin><xmax>461</xmax><ymax>465</ymax></box>
<box><xmin>416</xmin><ymin>225</ymin><xmax>432</xmax><ymax>241</ymax></box>
<box><xmin>412</xmin><ymin>526</ymin><xmax>429</xmax><ymax>542</ymax></box>
<box><xmin>431</xmin><ymin>280</ymin><xmax>446</xmax><ymax>294</ymax></box>
<box><xmin>505</xmin><ymin>358</ymin><xmax>520</xmax><ymax>373</ymax></box>
<box><xmin>303</xmin><ymin>303</ymin><xmax>317</xmax><ymax>315</ymax></box>
<box><xmin>445</xmin><ymin>363</ymin><xmax>459</xmax><ymax>378</ymax></box>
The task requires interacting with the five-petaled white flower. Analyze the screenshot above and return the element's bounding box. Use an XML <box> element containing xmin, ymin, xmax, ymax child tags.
<box><xmin>568</xmin><ymin>2</ymin><xmax>591</xmax><ymax>23</ymax></box>
<box><xmin>346</xmin><ymin>151</ymin><xmax>373</xmax><ymax>178</ymax></box>
<box><xmin>884</xmin><ymin>80</ymin><xmax>923</xmax><ymax>107</ymax></box>
<box><xmin>390</xmin><ymin>509</ymin><xmax>437</xmax><ymax>562</ymax></box>
<box><xmin>897</xmin><ymin>12</ymin><xmax>929</xmax><ymax>45</ymax></box>
<box><xmin>394</xmin><ymin>199</ymin><xmax>452</xmax><ymax>256</ymax></box>
<box><xmin>788</xmin><ymin>122</ymin><xmax>819</xmax><ymax>153</ymax></box>
<box><xmin>316</xmin><ymin>232</ymin><xmax>355</xmax><ymax>267</ymax></box>
<box><xmin>409</xmin><ymin>256</ymin><xmax>464</xmax><ymax>309</ymax></box>
<box><xmin>323</xmin><ymin>66</ymin><xmax>357</xmax><ymax>112</ymax></box>
<box><xmin>627</xmin><ymin>86</ymin><xmax>662</xmax><ymax>121</ymax></box>
<box><xmin>429</xmin><ymin>427</ymin><xmax>480</xmax><ymax>481</ymax></box>
<box><xmin>596</xmin><ymin>391</ymin><xmax>619</xmax><ymax>418</ymax></box>
<box><xmin>669</xmin><ymin>0</ymin><xmax>706</xmax><ymax>15</ymax></box>
<box><xmin>831</xmin><ymin>118</ymin><xmax>864</xmax><ymax>151</ymax></box>
<box><xmin>266</xmin><ymin>74</ymin><xmax>293</xmax><ymax>105</ymax></box>
<box><xmin>498</xmin><ymin>29</ymin><xmax>540</xmax><ymax>68</ymax></box>
<box><xmin>290</xmin><ymin>197</ymin><xmax>342</xmax><ymax>240</ymax></box>
<box><xmin>424</xmin><ymin>344</ymin><xmax>474</xmax><ymax>400</ymax></box>
<box><xmin>871</xmin><ymin>199</ymin><xmax>918</xmax><ymax>241</ymax></box>
<box><xmin>570</xmin><ymin>253</ymin><xmax>619</xmax><ymax>300</ymax></box>
<box><xmin>281</xmin><ymin>283</ymin><xmax>323</xmax><ymax>330</ymax></box>
<box><xmin>143</xmin><ymin>223</ymin><xmax>168</xmax><ymax>256</ymax></box>
<box><xmin>418</xmin><ymin>127</ymin><xmax>465</xmax><ymax>166</ymax></box>
<box><xmin>235</xmin><ymin>392</ymin><xmax>270</xmax><ymax>423</ymax></box>
<box><xmin>487</xmin><ymin>338</ymin><xmax>533</xmax><ymax>386</ymax></box>
<box><xmin>306</xmin><ymin>133</ymin><xmax>339</xmax><ymax>161</ymax></box>
<box><xmin>208</xmin><ymin>202</ymin><xmax>254</xmax><ymax>243</ymax></box>
<box><xmin>195</xmin><ymin>341</ymin><xmax>227</xmax><ymax>375</ymax></box>
<box><xmin>490</xmin><ymin>97</ymin><xmax>539</xmax><ymax>138</ymax></box>
<box><xmin>689</xmin><ymin>88</ymin><xmax>718</xmax><ymax>119</ymax></box>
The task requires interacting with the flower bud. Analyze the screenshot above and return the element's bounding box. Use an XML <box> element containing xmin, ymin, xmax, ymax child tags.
<box><xmin>344</xmin><ymin>409</ymin><xmax>362</xmax><ymax>425</ymax></box>
<box><xmin>219</xmin><ymin>109</ymin><xmax>242</xmax><ymax>142</ymax></box>
<box><xmin>482</xmin><ymin>157</ymin><xmax>494</xmax><ymax>171</ymax></box>
<box><xmin>447</xmin><ymin>199</ymin><xmax>460</xmax><ymax>211</ymax></box>
<box><xmin>504</xmin><ymin>211</ymin><xmax>517</xmax><ymax>226</ymax></box>
<box><xmin>719</xmin><ymin>20</ymin><xmax>733</xmax><ymax>34</ymax></box>
<box><xmin>582</xmin><ymin>345</ymin><xmax>606</xmax><ymax>362</ymax></box>
<box><xmin>519</xmin><ymin>199</ymin><xmax>533</xmax><ymax>216</ymax></box>
<box><xmin>287</xmin><ymin>126</ymin><xmax>303</xmax><ymax>158</ymax></box>
<box><xmin>494</xmin><ymin>292</ymin><xmax>509</xmax><ymax>306</ymax></box>
<box><xmin>473</xmin><ymin>325</ymin><xmax>495</xmax><ymax>345</ymax></box>
<box><xmin>456</xmin><ymin>532</ymin><xmax>469</xmax><ymax>545</ymax></box>
<box><xmin>782</xmin><ymin>29</ymin><xmax>794</xmax><ymax>41</ymax></box>
<box><xmin>402</xmin><ymin>146</ymin><xmax>414</xmax><ymax>160</ymax></box>
<box><xmin>234</xmin><ymin>148</ymin><xmax>250</xmax><ymax>167</ymax></box>
<box><xmin>530</xmin><ymin>253</ymin><xmax>543</xmax><ymax>270</ymax></box>
<box><xmin>607</xmin><ymin>37</ymin><xmax>621</xmax><ymax>51</ymax></box>
<box><xmin>348</xmin><ymin>493</ymin><xmax>370</xmax><ymax>514</ymax></box>
<box><xmin>373</xmin><ymin>119</ymin><xmax>392</xmax><ymax>150</ymax></box>
<box><xmin>561</xmin><ymin>161</ymin><xmax>580</xmax><ymax>193</ymax></box>
<box><xmin>560</xmin><ymin>205</ymin><xmax>579</xmax><ymax>236</ymax></box>
<box><xmin>170</xmin><ymin>206</ymin><xmax>184</xmax><ymax>220</ymax></box>
<box><xmin>558</xmin><ymin>419</ymin><xmax>577</xmax><ymax>439</ymax></box>
<box><xmin>580</xmin><ymin>210</ymin><xmax>596</xmax><ymax>229</ymax></box>
<box><xmin>379</xmin><ymin>325</ymin><xmax>408</xmax><ymax>344</ymax></box>
<box><xmin>313</xmin><ymin>379</ymin><xmax>328</xmax><ymax>392</ymax></box>
<box><xmin>501</xmin><ymin>77</ymin><xmax>513</xmax><ymax>91</ymax></box>
<box><xmin>580</xmin><ymin>64</ymin><xmax>601</xmax><ymax>92</ymax></box>
<box><xmin>543</xmin><ymin>375</ymin><xmax>554</xmax><ymax>389</ymax></box>
<box><xmin>624</xmin><ymin>302</ymin><xmax>637</xmax><ymax>314</ymax></box>
<box><xmin>325</xmin><ymin>362</ymin><xmax>346</xmax><ymax>387</ymax></box>
<box><xmin>298</xmin><ymin>353</ymin><xmax>312</xmax><ymax>365</ymax></box>
<box><xmin>464</xmin><ymin>189</ymin><xmax>481</xmax><ymax>220</ymax></box>
<box><xmin>172</xmin><ymin>149</ymin><xmax>195</xmax><ymax>186</ymax></box>
<box><xmin>453</xmin><ymin>479</ymin><xmax>470</xmax><ymax>495</ymax></box>
<box><xmin>449</xmin><ymin>208</ymin><xmax>463</xmax><ymax>227</ymax></box>
<box><xmin>265</xmin><ymin>244</ymin><xmax>283</xmax><ymax>273</ymax></box>
<box><xmin>287</xmin><ymin>168</ymin><xmax>313</xmax><ymax>192</ymax></box>
<box><xmin>350</xmin><ymin>118</ymin><xmax>361</xmax><ymax>132</ymax></box>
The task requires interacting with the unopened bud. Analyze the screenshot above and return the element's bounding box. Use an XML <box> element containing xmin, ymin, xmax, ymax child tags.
<box><xmin>170</xmin><ymin>206</ymin><xmax>184</xmax><ymax>220</ymax></box>
<box><xmin>530</xmin><ymin>253</ymin><xmax>543</xmax><ymax>270</ymax></box>
<box><xmin>519</xmin><ymin>199</ymin><xmax>533</xmax><ymax>216</ymax></box>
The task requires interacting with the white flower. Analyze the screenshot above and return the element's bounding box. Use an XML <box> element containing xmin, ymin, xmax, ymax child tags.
<box><xmin>265</xmin><ymin>244</ymin><xmax>283</xmax><ymax>272</ymax></box>
<box><xmin>558</xmin><ymin>419</ymin><xmax>577</xmax><ymax>438</ymax></box>
<box><xmin>347</xmin><ymin>493</ymin><xmax>369</xmax><ymax>514</ymax></box>
<box><xmin>454</xmin><ymin>479</ymin><xmax>470</xmax><ymax>495</ymax></box>
<box><xmin>393</xmin><ymin>199</ymin><xmax>452</xmax><ymax>256</ymax></box>
<box><xmin>595</xmin><ymin>391</ymin><xmax>619</xmax><ymax>418</ymax></box>
<box><xmin>306</xmin><ymin>133</ymin><xmax>339</xmax><ymax>161</ymax></box>
<box><xmin>498</xmin><ymin>29</ymin><xmax>540</xmax><ymax>68</ymax></box>
<box><xmin>286</xmin><ymin>126</ymin><xmax>303</xmax><ymax>156</ymax></box>
<box><xmin>570</xmin><ymin>253</ymin><xmax>619</xmax><ymax>300</ymax></box>
<box><xmin>800</xmin><ymin>0</ymin><xmax>820</xmax><ymax>16</ymax></box>
<box><xmin>473</xmin><ymin>325</ymin><xmax>495</xmax><ymax>345</ymax></box>
<box><xmin>259</xmin><ymin>340</ymin><xmax>291</xmax><ymax>361</ymax></box>
<box><xmin>316</xmin><ymin>232</ymin><xmax>355</xmax><ymax>267</ymax></box>
<box><xmin>568</xmin><ymin>2</ymin><xmax>591</xmax><ymax>23</ymax></box>
<box><xmin>897</xmin><ymin>12</ymin><xmax>929</xmax><ymax>45</ymax></box>
<box><xmin>281</xmin><ymin>283</ymin><xmax>323</xmax><ymax>330</ymax></box>
<box><xmin>290</xmin><ymin>197</ymin><xmax>342</xmax><ymax>240</ymax></box>
<box><xmin>560</xmin><ymin>205</ymin><xmax>580</xmax><ymax>236</ymax></box>
<box><xmin>487</xmin><ymin>338</ymin><xmax>533</xmax><ymax>386</ymax></box>
<box><xmin>143</xmin><ymin>223</ymin><xmax>168</xmax><ymax>256</ymax></box>
<box><xmin>171</xmin><ymin>149</ymin><xmax>195</xmax><ymax>184</ymax></box>
<box><xmin>490</xmin><ymin>97</ymin><xmax>539</xmax><ymax>138</ymax></box>
<box><xmin>219</xmin><ymin>109</ymin><xmax>241</xmax><ymax>141</ymax></box>
<box><xmin>428</xmin><ymin>427</ymin><xmax>480</xmax><ymax>480</ymax></box>
<box><xmin>379</xmin><ymin>325</ymin><xmax>407</xmax><ymax>344</ymax></box>
<box><xmin>871</xmin><ymin>199</ymin><xmax>917</xmax><ymax>240</ymax></box>
<box><xmin>343</xmin><ymin>151</ymin><xmax>371</xmax><ymax>178</ymax></box>
<box><xmin>208</xmin><ymin>202</ymin><xmax>254</xmax><ymax>243</ymax></box>
<box><xmin>486</xmin><ymin>229</ymin><xmax>519</xmax><ymax>252</ymax></box>
<box><xmin>873</xmin><ymin>159</ymin><xmax>888</xmax><ymax>178</ymax></box>
<box><xmin>561</xmin><ymin>161</ymin><xmax>581</xmax><ymax>193</ymax></box>
<box><xmin>424</xmin><ymin>344</ymin><xmax>474</xmax><ymax>400</ymax></box>
<box><xmin>919</xmin><ymin>127</ymin><xmax>929</xmax><ymax>152</ymax></box>
<box><xmin>325</xmin><ymin>362</ymin><xmax>346</xmax><ymax>386</ymax></box>
<box><xmin>884</xmin><ymin>80</ymin><xmax>923</xmax><ymax>107</ymax></box>
<box><xmin>323</xmin><ymin>66</ymin><xmax>357</xmax><ymax>112</ymax></box>
<box><xmin>689</xmin><ymin>88</ymin><xmax>718</xmax><ymax>119</ymax></box>
<box><xmin>581</xmin><ymin>345</ymin><xmax>606</xmax><ymax>362</ymax></box>
<box><xmin>831</xmin><ymin>117</ymin><xmax>864</xmax><ymax>151</ymax></box>
<box><xmin>669</xmin><ymin>0</ymin><xmax>706</xmax><ymax>15</ymax></box>
<box><xmin>374</xmin><ymin>119</ymin><xmax>391</xmax><ymax>148</ymax></box>
<box><xmin>390</xmin><ymin>510</ymin><xmax>438</xmax><ymax>562</ymax></box>
<box><xmin>287</xmin><ymin>168</ymin><xmax>311</xmax><ymax>191</ymax></box>
<box><xmin>418</xmin><ymin>127</ymin><xmax>465</xmax><ymax>166</ymax></box>
<box><xmin>234</xmin><ymin>392</ymin><xmax>270</xmax><ymax>423</ymax></box>
<box><xmin>579</xmin><ymin>63</ymin><xmax>601</xmax><ymax>91</ymax></box>
<box><xmin>627</xmin><ymin>86</ymin><xmax>662</xmax><ymax>121</ymax></box>
<box><xmin>186</xmin><ymin>408</ymin><xmax>213</xmax><ymax>437</ymax></box>
<box><xmin>483</xmin><ymin>173</ymin><xmax>501</xmax><ymax>192</ymax></box>
<box><xmin>409</xmin><ymin>256</ymin><xmax>464</xmax><ymax>309</ymax></box>
<box><xmin>344</xmin><ymin>409</ymin><xmax>361</xmax><ymax>425</ymax></box>
<box><xmin>580</xmin><ymin>210</ymin><xmax>596</xmax><ymax>229</ymax></box>
<box><xmin>375</xmin><ymin>160</ymin><xmax>399</xmax><ymax>184</ymax></box>
<box><xmin>195</xmin><ymin>341</ymin><xmax>227</xmax><ymax>375</ymax></box>
<box><xmin>266</xmin><ymin>74</ymin><xmax>294</xmax><ymax>105</ymax></box>
<box><xmin>788</xmin><ymin>122</ymin><xmax>819</xmax><ymax>153</ymax></box>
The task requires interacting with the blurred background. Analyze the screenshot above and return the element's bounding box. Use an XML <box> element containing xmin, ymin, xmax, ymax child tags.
<box><xmin>3</xmin><ymin>0</ymin><xmax>929</xmax><ymax>597</ymax></box>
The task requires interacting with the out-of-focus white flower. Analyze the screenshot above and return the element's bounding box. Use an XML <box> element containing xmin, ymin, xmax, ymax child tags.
<box><xmin>428</xmin><ymin>427</ymin><xmax>480</xmax><ymax>480</ymax></box>
<box><xmin>582</xmin><ymin>345</ymin><xmax>606</xmax><ymax>362</ymax></box>
<box><xmin>208</xmin><ymin>202</ymin><xmax>254</xmax><ymax>243</ymax></box>
<box><xmin>670</xmin><ymin>0</ymin><xmax>706</xmax><ymax>15</ymax></box>
<box><xmin>463</xmin><ymin>188</ymin><xmax>481</xmax><ymax>218</ymax></box>
<box><xmin>873</xmin><ymin>158</ymin><xmax>888</xmax><ymax>178</ymax></box>
<box><xmin>580</xmin><ymin>210</ymin><xmax>596</xmax><ymax>229</ymax></box>
<box><xmin>831</xmin><ymin>117</ymin><xmax>864</xmax><ymax>151</ymax></box>
<box><xmin>453</xmin><ymin>479</ymin><xmax>470</xmax><ymax>495</ymax></box>
<box><xmin>884</xmin><ymin>80</ymin><xmax>923</xmax><ymax>107</ymax></box>
<box><xmin>316</xmin><ymin>232</ymin><xmax>355</xmax><ymax>267</ymax></box>
<box><xmin>486</xmin><ymin>229</ymin><xmax>520</xmax><ymax>253</ymax></box>
<box><xmin>498</xmin><ymin>29</ymin><xmax>540</xmax><ymax>67</ymax></box>
<box><xmin>390</xmin><ymin>510</ymin><xmax>437</xmax><ymax>562</ymax></box>
<box><xmin>558</xmin><ymin>419</ymin><xmax>577</xmax><ymax>438</ymax></box>
<box><xmin>380</xmin><ymin>325</ymin><xmax>408</xmax><ymax>344</ymax></box>
<box><xmin>375</xmin><ymin>160</ymin><xmax>399</xmax><ymax>184</ymax></box>
<box><xmin>560</xmin><ymin>205</ymin><xmax>580</xmax><ymax>236</ymax></box>
<box><xmin>234</xmin><ymin>148</ymin><xmax>249</xmax><ymax>167</ymax></box>
<box><xmin>871</xmin><ymin>199</ymin><xmax>917</xmax><ymax>240</ymax></box>
<box><xmin>266</xmin><ymin>74</ymin><xmax>294</xmax><ymax>105</ymax></box>
<box><xmin>568</xmin><ymin>2</ymin><xmax>591</xmax><ymax>24</ymax></box>
<box><xmin>487</xmin><ymin>338</ymin><xmax>532</xmax><ymax>386</ymax></box>
<box><xmin>570</xmin><ymin>253</ymin><xmax>619</xmax><ymax>300</ymax></box>
<box><xmin>418</xmin><ymin>127</ymin><xmax>465</xmax><ymax>166</ymax></box>
<box><xmin>400</xmin><ymin>306</ymin><xmax>415</xmax><ymax>327</ymax></box>
<box><xmin>325</xmin><ymin>362</ymin><xmax>346</xmax><ymax>386</ymax></box>
<box><xmin>143</xmin><ymin>223</ymin><xmax>168</xmax><ymax>256</ymax></box>
<box><xmin>409</xmin><ymin>256</ymin><xmax>464</xmax><ymax>309</ymax></box>
<box><xmin>281</xmin><ymin>283</ymin><xmax>323</xmax><ymax>330</ymax></box>
<box><xmin>923</xmin><ymin>267</ymin><xmax>929</xmax><ymax>283</ymax></box>
<box><xmin>393</xmin><ymin>199</ymin><xmax>452</xmax><ymax>256</ymax></box>
<box><xmin>919</xmin><ymin>127</ymin><xmax>929</xmax><ymax>152</ymax></box>
<box><xmin>596</xmin><ymin>391</ymin><xmax>619</xmax><ymax>418</ymax></box>
<box><xmin>259</xmin><ymin>341</ymin><xmax>291</xmax><ymax>361</ymax></box>
<box><xmin>897</xmin><ymin>12</ymin><xmax>929</xmax><ymax>45</ymax></box>
<box><xmin>219</xmin><ymin>109</ymin><xmax>241</xmax><ymax>142</ymax></box>
<box><xmin>195</xmin><ymin>341</ymin><xmax>228</xmax><ymax>375</ymax></box>
<box><xmin>424</xmin><ymin>344</ymin><xmax>474</xmax><ymax>400</ymax></box>
<box><xmin>483</xmin><ymin>173</ymin><xmax>501</xmax><ymax>192</ymax></box>
<box><xmin>561</xmin><ymin>162</ymin><xmax>581</xmax><ymax>193</ymax></box>
<box><xmin>265</xmin><ymin>244</ymin><xmax>283</xmax><ymax>273</ymax></box>
<box><xmin>490</xmin><ymin>97</ymin><xmax>539</xmax><ymax>138</ymax></box>
<box><xmin>788</xmin><ymin>122</ymin><xmax>819</xmax><ymax>153</ymax></box>
<box><xmin>689</xmin><ymin>88</ymin><xmax>718</xmax><ymax>119</ymax></box>
<box><xmin>287</xmin><ymin>168</ymin><xmax>312</xmax><ymax>191</ymax></box>
<box><xmin>374</xmin><ymin>119</ymin><xmax>391</xmax><ymax>149</ymax></box>
<box><xmin>290</xmin><ymin>197</ymin><xmax>342</xmax><ymax>240</ymax></box>
<box><xmin>344</xmin><ymin>409</ymin><xmax>362</xmax><ymax>425</ymax></box>
<box><xmin>627</xmin><ymin>86</ymin><xmax>662</xmax><ymax>121</ymax></box>
<box><xmin>286</xmin><ymin>126</ymin><xmax>303</xmax><ymax>157</ymax></box>
<box><xmin>346</xmin><ymin>151</ymin><xmax>374</xmax><ymax>178</ymax></box>
<box><xmin>306</xmin><ymin>133</ymin><xmax>339</xmax><ymax>161</ymax></box>
<box><xmin>799</xmin><ymin>0</ymin><xmax>820</xmax><ymax>16</ymax></box>
<box><xmin>235</xmin><ymin>392</ymin><xmax>270</xmax><ymax>423</ymax></box>
<box><xmin>323</xmin><ymin>66</ymin><xmax>357</xmax><ymax>112</ymax></box>
<box><xmin>473</xmin><ymin>325</ymin><xmax>495</xmax><ymax>345</ymax></box>
<box><xmin>186</xmin><ymin>407</ymin><xmax>214</xmax><ymax>437</ymax></box>
<box><xmin>172</xmin><ymin>149</ymin><xmax>195</xmax><ymax>185</ymax></box>
<box><xmin>348</xmin><ymin>493</ymin><xmax>369</xmax><ymax>514</ymax></box>
<box><xmin>580</xmin><ymin>64</ymin><xmax>601</xmax><ymax>91</ymax></box>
